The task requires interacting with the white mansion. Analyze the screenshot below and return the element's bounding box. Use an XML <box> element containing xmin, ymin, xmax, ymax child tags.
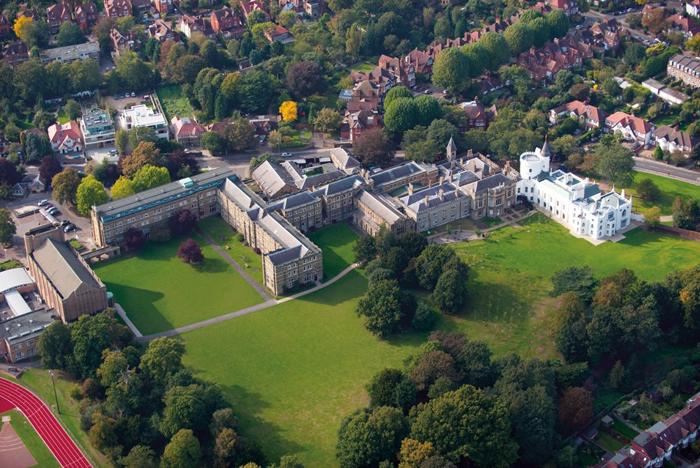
<box><xmin>516</xmin><ymin>143</ymin><xmax>633</xmax><ymax>241</ymax></box>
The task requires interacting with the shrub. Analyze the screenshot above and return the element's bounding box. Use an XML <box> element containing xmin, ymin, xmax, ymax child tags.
<box><xmin>412</xmin><ymin>302</ymin><xmax>438</xmax><ymax>331</ymax></box>
<box><xmin>178</xmin><ymin>239</ymin><xmax>204</xmax><ymax>264</ymax></box>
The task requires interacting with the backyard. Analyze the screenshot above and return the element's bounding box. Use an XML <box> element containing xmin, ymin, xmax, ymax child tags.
<box><xmin>628</xmin><ymin>171</ymin><xmax>700</xmax><ymax>217</ymax></box>
<box><xmin>447</xmin><ymin>215</ymin><xmax>700</xmax><ymax>358</ymax></box>
<box><xmin>155</xmin><ymin>84</ymin><xmax>194</xmax><ymax>122</ymax></box>
<box><xmin>93</xmin><ymin>234</ymin><xmax>265</xmax><ymax>334</ymax></box>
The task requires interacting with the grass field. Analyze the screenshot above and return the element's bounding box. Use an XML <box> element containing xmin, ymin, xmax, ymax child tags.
<box><xmin>13</xmin><ymin>369</ymin><xmax>108</xmax><ymax>467</ymax></box>
<box><xmin>308</xmin><ymin>222</ymin><xmax>358</xmax><ymax>278</ymax></box>
<box><xmin>199</xmin><ymin>217</ymin><xmax>265</xmax><ymax>287</ymax></box>
<box><xmin>447</xmin><ymin>215</ymin><xmax>700</xmax><ymax>358</ymax></box>
<box><xmin>156</xmin><ymin>84</ymin><xmax>194</xmax><ymax>122</ymax></box>
<box><xmin>596</xmin><ymin>431</ymin><xmax>626</xmax><ymax>452</ymax></box>
<box><xmin>628</xmin><ymin>171</ymin><xmax>700</xmax><ymax>216</ymax></box>
<box><xmin>94</xmin><ymin>235</ymin><xmax>264</xmax><ymax>334</ymax></box>
<box><xmin>183</xmin><ymin>270</ymin><xmax>425</xmax><ymax>467</ymax></box>
<box><xmin>1</xmin><ymin>408</ymin><xmax>60</xmax><ymax>467</ymax></box>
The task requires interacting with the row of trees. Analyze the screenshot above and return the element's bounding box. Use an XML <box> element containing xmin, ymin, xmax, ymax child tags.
<box><xmin>337</xmin><ymin>330</ymin><xmax>596</xmax><ymax>467</ymax></box>
<box><xmin>37</xmin><ymin>311</ymin><xmax>299</xmax><ymax>467</ymax></box>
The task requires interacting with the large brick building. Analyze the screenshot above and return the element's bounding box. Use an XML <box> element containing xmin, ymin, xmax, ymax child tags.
<box><xmin>668</xmin><ymin>54</ymin><xmax>700</xmax><ymax>88</ymax></box>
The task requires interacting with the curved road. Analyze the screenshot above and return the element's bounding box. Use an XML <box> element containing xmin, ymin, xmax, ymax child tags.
<box><xmin>0</xmin><ymin>377</ymin><xmax>91</xmax><ymax>468</ymax></box>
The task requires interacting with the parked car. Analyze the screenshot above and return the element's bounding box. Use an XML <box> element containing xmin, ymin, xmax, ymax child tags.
<box><xmin>63</xmin><ymin>224</ymin><xmax>75</xmax><ymax>233</ymax></box>
<box><xmin>281</xmin><ymin>152</ymin><xmax>292</xmax><ymax>157</ymax></box>
<box><xmin>38</xmin><ymin>199</ymin><xmax>49</xmax><ymax>206</ymax></box>
<box><xmin>47</xmin><ymin>207</ymin><xmax>60</xmax><ymax>216</ymax></box>
<box><xmin>423</xmin><ymin>89</ymin><xmax>432</xmax><ymax>94</ymax></box>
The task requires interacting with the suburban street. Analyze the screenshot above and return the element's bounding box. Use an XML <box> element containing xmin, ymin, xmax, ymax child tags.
<box><xmin>634</xmin><ymin>157</ymin><xmax>700</xmax><ymax>186</ymax></box>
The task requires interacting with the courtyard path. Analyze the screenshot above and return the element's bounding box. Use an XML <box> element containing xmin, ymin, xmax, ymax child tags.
<box><xmin>134</xmin><ymin>262</ymin><xmax>360</xmax><ymax>342</ymax></box>
<box><xmin>198</xmin><ymin>230</ymin><xmax>273</xmax><ymax>302</ymax></box>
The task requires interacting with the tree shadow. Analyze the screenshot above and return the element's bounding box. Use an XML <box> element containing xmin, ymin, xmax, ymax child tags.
<box><xmin>102</xmin><ymin>284</ymin><xmax>172</xmax><ymax>334</ymax></box>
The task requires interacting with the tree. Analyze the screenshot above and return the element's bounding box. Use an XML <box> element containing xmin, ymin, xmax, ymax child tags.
<box><xmin>0</xmin><ymin>159</ymin><xmax>21</xmax><ymax>186</ymax></box>
<box><xmin>609</xmin><ymin>360</ymin><xmax>626</xmax><ymax>390</ymax></box>
<box><xmin>115</xmin><ymin>129</ymin><xmax>130</xmax><ymax>155</ymax></box>
<box><xmin>111</xmin><ymin>176</ymin><xmax>136</xmax><ymax>200</ymax></box>
<box><xmin>132</xmin><ymin>164</ymin><xmax>170</xmax><ymax>192</ymax></box>
<box><xmin>410</xmin><ymin>350</ymin><xmax>461</xmax><ymax>392</ymax></box>
<box><xmin>432</xmin><ymin>262</ymin><xmax>469</xmax><ymax>314</ymax></box>
<box><xmin>97</xmin><ymin>348</ymin><xmax>128</xmax><ymax>388</ymax></box>
<box><xmin>38</xmin><ymin>321</ymin><xmax>73</xmax><ymax>370</ymax></box>
<box><xmin>139</xmin><ymin>337</ymin><xmax>185</xmax><ymax>383</ymax></box>
<box><xmin>337</xmin><ymin>406</ymin><xmax>408</xmax><ymax>468</ymax></box>
<box><xmin>279</xmin><ymin>101</ymin><xmax>298</xmax><ymax>122</ymax></box>
<box><xmin>214</xmin><ymin>427</ymin><xmax>239</xmax><ymax>466</ymax></box>
<box><xmin>354</xmin><ymin>235</ymin><xmax>377</xmax><ymax>264</ymax></box>
<box><xmin>314</xmin><ymin>108</ymin><xmax>342</xmax><ymax>134</ymax></box>
<box><xmin>236</xmin><ymin>70</ymin><xmax>276</xmax><ymax>114</ymax></box>
<box><xmin>412</xmin><ymin>302</ymin><xmax>438</xmax><ymax>331</ymax></box>
<box><xmin>120</xmin><ymin>445</ymin><xmax>158</xmax><ymax>468</ymax></box>
<box><xmin>546</xmin><ymin>10</ymin><xmax>569</xmax><ymax>38</ymax></box>
<box><xmin>504</xmin><ymin>22</ymin><xmax>534</xmax><ymax>55</ymax></box>
<box><xmin>384</xmin><ymin>97</ymin><xmax>419</xmax><ymax>134</ymax></box>
<box><xmin>672</xmin><ymin>197</ymin><xmax>700</xmax><ymax>230</ymax></box>
<box><xmin>76</xmin><ymin>175</ymin><xmax>109</xmax><ymax>216</ymax></box>
<box><xmin>57</xmin><ymin>21</ymin><xmax>85</xmax><ymax>46</ymax></box>
<box><xmin>646</xmin><ymin>206</ymin><xmax>662</xmax><ymax>228</ymax></box>
<box><xmin>71</xmin><ymin>311</ymin><xmax>131</xmax><ymax>379</ymax></box>
<box><xmin>39</xmin><ymin>156</ymin><xmax>62</xmax><ymax>188</ymax></box>
<box><xmin>367</xmin><ymin>368</ymin><xmax>416</xmax><ymax>409</ymax></box>
<box><xmin>414</xmin><ymin>245</ymin><xmax>453</xmax><ymax>290</ymax></box>
<box><xmin>432</xmin><ymin>48</ymin><xmax>469</xmax><ymax>93</ymax></box>
<box><xmin>0</xmin><ymin>210</ymin><xmax>15</xmax><ymax>245</ymax></box>
<box><xmin>114</xmin><ymin>52</ymin><xmax>156</xmax><ymax>92</ymax></box>
<box><xmin>636</xmin><ymin>178</ymin><xmax>661</xmax><ymax>202</ymax></box>
<box><xmin>162</xmin><ymin>429</ymin><xmax>202</xmax><ymax>468</ymax></box>
<box><xmin>160</xmin><ymin>384</ymin><xmax>210</xmax><ymax>437</ymax></box>
<box><xmin>224</xmin><ymin>118</ymin><xmax>257</xmax><ymax>152</ymax></box>
<box><xmin>409</xmin><ymin>385</ymin><xmax>517</xmax><ymax>466</ymax></box>
<box><xmin>120</xmin><ymin>141</ymin><xmax>160</xmax><ymax>177</ymax></box>
<box><xmin>384</xmin><ymin>86</ymin><xmax>413</xmax><ymax>110</ymax></box>
<box><xmin>356</xmin><ymin>279</ymin><xmax>405</xmax><ymax>337</ymax></box>
<box><xmin>414</xmin><ymin>96</ymin><xmax>443</xmax><ymax>127</ymax></box>
<box><xmin>353</xmin><ymin>128</ymin><xmax>393</xmax><ymax>167</ymax></box>
<box><xmin>178</xmin><ymin>238</ymin><xmax>204</xmax><ymax>264</ymax></box>
<box><xmin>398</xmin><ymin>438</ymin><xmax>435</xmax><ymax>468</ymax></box>
<box><xmin>551</xmin><ymin>266</ymin><xmax>598</xmax><ymax>304</ymax></box>
<box><xmin>51</xmin><ymin>168</ymin><xmax>81</xmax><ymax>205</ymax></box>
<box><xmin>168</xmin><ymin>209</ymin><xmax>198</xmax><ymax>236</ymax></box>
<box><xmin>24</xmin><ymin>132</ymin><xmax>52</xmax><ymax>164</ymax></box>
<box><xmin>558</xmin><ymin>387</ymin><xmax>593</xmax><ymax>433</ymax></box>
<box><xmin>479</xmin><ymin>32</ymin><xmax>510</xmax><ymax>70</ymax></box>
<box><xmin>594</xmin><ymin>138</ymin><xmax>634</xmax><ymax>186</ymax></box>
<box><xmin>123</xmin><ymin>228</ymin><xmax>145</xmax><ymax>251</ymax></box>
<box><xmin>285</xmin><ymin>60</ymin><xmax>324</xmax><ymax>98</ymax></box>
<box><xmin>201</xmin><ymin>131</ymin><xmax>226</xmax><ymax>156</ymax></box>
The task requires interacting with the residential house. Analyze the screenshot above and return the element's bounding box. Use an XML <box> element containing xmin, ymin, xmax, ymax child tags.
<box><xmin>605</xmin><ymin>111</ymin><xmax>654</xmax><ymax>147</ymax></box>
<box><xmin>303</xmin><ymin>0</ymin><xmax>321</xmax><ymax>17</ymax></box>
<box><xmin>48</xmin><ymin>121</ymin><xmax>83</xmax><ymax>154</ymax></box>
<box><xmin>148</xmin><ymin>19</ymin><xmax>178</xmax><ymax>42</ymax></box>
<box><xmin>248</xmin><ymin>116</ymin><xmax>278</xmax><ymax>135</ymax></box>
<box><xmin>239</xmin><ymin>0</ymin><xmax>266</xmax><ymax>21</ymax></box>
<box><xmin>587</xmin><ymin>19</ymin><xmax>625</xmax><ymax>53</ymax></box>
<box><xmin>210</xmin><ymin>7</ymin><xmax>245</xmax><ymax>36</ymax></box>
<box><xmin>40</xmin><ymin>41</ymin><xmax>100</xmax><ymax>63</ymax></box>
<box><xmin>152</xmin><ymin>0</ymin><xmax>171</xmax><ymax>15</ymax></box>
<box><xmin>517</xmin><ymin>145</ymin><xmax>632</xmax><ymax>241</ymax></box>
<box><xmin>80</xmin><ymin>107</ymin><xmax>116</xmax><ymax>149</ymax></box>
<box><xmin>403</xmin><ymin>48</ymin><xmax>434</xmax><ymax>76</ymax></box>
<box><xmin>104</xmin><ymin>0</ymin><xmax>132</xmax><ymax>17</ymax></box>
<box><xmin>655</xmin><ymin>126</ymin><xmax>696</xmax><ymax>156</ymax></box>
<box><xmin>548</xmin><ymin>0</ymin><xmax>578</xmax><ymax>15</ymax></box>
<box><xmin>346</xmin><ymin>80</ymin><xmax>380</xmax><ymax>113</ymax></box>
<box><xmin>668</xmin><ymin>54</ymin><xmax>700</xmax><ymax>88</ymax></box>
<box><xmin>2</xmin><ymin>42</ymin><xmax>29</xmax><ymax>66</ymax></box>
<box><xmin>178</xmin><ymin>15</ymin><xmax>213</xmax><ymax>38</ymax></box>
<box><xmin>378</xmin><ymin>54</ymin><xmax>416</xmax><ymax>88</ymax></box>
<box><xmin>687</xmin><ymin>0</ymin><xmax>700</xmax><ymax>18</ymax></box>
<box><xmin>111</xmin><ymin>28</ymin><xmax>141</xmax><ymax>57</ymax></box>
<box><xmin>117</xmin><ymin>104</ymin><xmax>169</xmax><ymax>139</ymax></box>
<box><xmin>549</xmin><ymin>100</ymin><xmax>604</xmax><ymax>128</ymax></box>
<box><xmin>73</xmin><ymin>2</ymin><xmax>98</xmax><ymax>31</ymax></box>
<box><xmin>170</xmin><ymin>116</ymin><xmax>204</xmax><ymax>147</ymax></box>
<box><xmin>0</xmin><ymin>15</ymin><xmax>12</xmax><ymax>37</ymax></box>
<box><xmin>341</xmin><ymin>110</ymin><xmax>382</xmax><ymax>143</ymax></box>
<box><xmin>666</xmin><ymin>13</ymin><xmax>700</xmax><ymax>38</ymax></box>
<box><xmin>264</xmin><ymin>24</ymin><xmax>293</xmax><ymax>44</ymax></box>
<box><xmin>516</xmin><ymin>34</ymin><xmax>593</xmax><ymax>81</ymax></box>
<box><xmin>46</xmin><ymin>2</ymin><xmax>72</xmax><ymax>34</ymax></box>
<box><xmin>642</xmin><ymin>78</ymin><xmax>689</xmax><ymax>106</ymax></box>
<box><xmin>458</xmin><ymin>100</ymin><xmax>489</xmax><ymax>129</ymax></box>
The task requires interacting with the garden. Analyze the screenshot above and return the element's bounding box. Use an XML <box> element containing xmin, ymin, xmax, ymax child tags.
<box><xmin>155</xmin><ymin>84</ymin><xmax>194</xmax><ymax>122</ymax></box>
<box><xmin>93</xmin><ymin>233</ymin><xmax>265</xmax><ymax>335</ymax></box>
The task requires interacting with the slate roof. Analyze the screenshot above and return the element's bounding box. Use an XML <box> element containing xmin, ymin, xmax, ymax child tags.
<box><xmin>314</xmin><ymin>175</ymin><xmax>365</xmax><ymax>197</ymax></box>
<box><xmin>31</xmin><ymin>239</ymin><xmax>102</xmax><ymax>299</ymax></box>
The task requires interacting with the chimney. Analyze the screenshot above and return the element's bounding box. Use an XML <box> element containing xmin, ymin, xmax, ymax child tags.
<box><xmin>439</xmin><ymin>176</ymin><xmax>444</xmax><ymax>185</ymax></box>
<box><xmin>467</xmin><ymin>149</ymin><xmax>473</xmax><ymax>159</ymax></box>
<box><xmin>408</xmin><ymin>182</ymin><xmax>414</xmax><ymax>195</ymax></box>
<box><xmin>438</xmin><ymin>188</ymin><xmax>444</xmax><ymax>201</ymax></box>
<box><xmin>424</xmin><ymin>194</ymin><xmax>430</xmax><ymax>206</ymax></box>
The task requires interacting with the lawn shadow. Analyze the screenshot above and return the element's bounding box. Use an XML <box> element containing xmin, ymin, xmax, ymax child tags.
<box><xmin>103</xmin><ymin>284</ymin><xmax>173</xmax><ymax>334</ymax></box>
<box><xmin>192</xmin><ymin>255</ymin><xmax>229</xmax><ymax>274</ymax></box>
<box><xmin>214</xmin><ymin>383</ymin><xmax>305</xmax><ymax>463</ymax></box>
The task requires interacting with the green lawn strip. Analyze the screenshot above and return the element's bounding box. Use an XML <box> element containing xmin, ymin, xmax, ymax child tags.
<box><xmin>155</xmin><ymin>84</ymin><xmax>193</xmax><ymax>121</ymax></box>
<box><xmin>10</xmin><ymin>370</ymin><xmax>109</xmax><ymax>467</ymax></box>
<box><xmin>182</xmin><ymin>270</ymin><xmax>425</xmax><ymax>467</ymax></box>
<box><xmin>448</xmin><ymin>215</ymin><xmax>700</xmax><ymax>359</ymax></box>
<box><xmin>198</xmin><ymin>217</ymin><xmax>265</xmax><ymax>287</ymax></box>
<box><xmin>611</xmin><ymin>418</ymin><xmax>639</xmax><ymax>439</ymax></box>
<box><xmin>0</xmin><ymin>259</ymin><xmax>23</xmax><ymax>271</ymax></box>
<box><xmin>628</xmin><ymin>171</ymin><xmax>700</xmax><ymax>217</ymax></box>
<box><xmin>1</xmin><ymin>408</ymin><xmax>60</xmax><ymax>467</ymax></box>
<box><xmin>308</xmin><ymin>222</ymin><xmax>358</xmax><ymax>279</ymax></box>
<box><xmin>93</xmin><ymin>235</ymin><xmax>264</xmax><ymax>335</ymax></box>
<box><xmin>596</xmin><ymin>430</ymin><xmax>626</xmax><ymax>453</ymax></box>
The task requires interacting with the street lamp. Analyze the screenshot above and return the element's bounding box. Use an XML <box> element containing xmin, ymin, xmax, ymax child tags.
<box><xmin>49</xmin><ymin>370</ymin><xmax>60</xmax><ymax>415</ymax></box>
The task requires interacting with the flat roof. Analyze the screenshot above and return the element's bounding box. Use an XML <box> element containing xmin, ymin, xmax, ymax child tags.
<box><xmin>5</xmin><ymin>289</ymin><xmax>31</xmax><ymax>316</ymax></box>
<box><xmin>0</xmin><ymin>308</ymin><xmax>54</xmax><ymax>345</ymax></box>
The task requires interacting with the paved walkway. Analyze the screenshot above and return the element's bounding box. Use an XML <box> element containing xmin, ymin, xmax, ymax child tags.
<box><xmin>197</xmin><ymin>230</ymin><xmax>272</xmax><ymax>302</ymax></box>
<box><xmin>135</xmin><ymin>263</ymin><xmax>360</xmax><ymax>342</ymax></box>
<box><xmin>114</xmin><ymin>304</ymin><xmax>142</xmax><ymax>339</ymax></box>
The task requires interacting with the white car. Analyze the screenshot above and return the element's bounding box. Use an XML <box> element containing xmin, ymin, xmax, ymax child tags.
<box><xmin>281</xmin><ymin>152</ymin><xmax>292</xmax><ymax>157</ymax></box>
<box><xmin>38</xmin><ymin>199</ymin><xmax>49</xmax><ymax>207</ymax></box>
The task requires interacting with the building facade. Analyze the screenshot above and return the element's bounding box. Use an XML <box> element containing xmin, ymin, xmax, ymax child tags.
<box><xmin>80</xmin><ymin>107</ymin><xmax>116</xmax><ymax>149</ymax></box>
<box><xmin>354</xmin><ymin>190</ymin><xmax>415</xmax><ymax>236</ymax></box>
<box><xmin>117</xmin><ymin>104</ymin><xmax>169</xmax><ymax>139</ymax></box>
<box><xmin>399</xmin><ymin>182</ymin><xmax>470</xmax><ymax>231</ymax></box>
<box><xmin>668</xmin><ymin>54</ymin><xmax>700</xmax><ymax>88</ymax></box>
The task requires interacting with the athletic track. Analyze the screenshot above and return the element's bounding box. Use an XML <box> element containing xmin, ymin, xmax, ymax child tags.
<box><xmin>0</xmin><ymin>377</ymin><xmax>92</xmax><ymax>467</ymax></box>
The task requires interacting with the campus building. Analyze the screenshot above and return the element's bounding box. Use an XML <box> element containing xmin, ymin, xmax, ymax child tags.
<box><xmin>0</xmin><ymin>309</ymin><xmax>54</xmax><ymax>363</ymax></box>
<box><xmin>366</xmin><ymin>161</ymin><xmax>439</xmax><ymax>194</ymax></box>
<box><xmin>517</xmin><ymin>145</ymin><xmax>632</xmax><ymax>241</ymax></box>
<box><xmin>354</xmin><ymin>190</ymin><xmax>415</xmax><ymax>236</ymax></box>
<box><xmin>218</xmin><ymin>179</ymin><xmax>323</xmax><ymax>295</ymax></box>
<box><xmin>668</xmin><ymin>54</ymin><xmax>700</xmax><ymax>88</ymax></box>
<box><xmin>398</xmin><ymin>182</ymin><xmax>470</xmax><ymax>232</ymax></box>
<box><xmin>80</xmin><ymin>107</ymin><xmax>116</xmax><ymax>149</ymax></box>
<box><xmin>91</xmin><ymin>168</ymin><xmax>234</xmax><ymax>247</ymax></box>
<box><xmin>25</xmin><ymin>226</ymin><xmax>108</xmax><ymax>323</ymax></box>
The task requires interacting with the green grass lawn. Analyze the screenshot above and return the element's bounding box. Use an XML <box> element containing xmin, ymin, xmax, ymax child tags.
<box><xmin>597</xmin><ymin>430</ymin><xmax>626</xmax><ymax>452</ymax></box>
<box><xmin>611</xmin><ymin>418</ymin><xmax>639</xmax><ymax>439</ymax></box>
<box><xmin>183</xmin><ymin>270</ymin><xmax>425</xmax><ymax>467</ymax></box>
<box><xmin>308</xmin><ymin>222</ymin><xmax>358</xmax><ymax>278</ymax></box>
<box><xmin>156</xmin><ymin>84</ymin><xmax>194</xmax><ymax>122</ymax></box>
<box><xmin>0</xmin><ymin>408</ymin><xmax>60</xmax><ymax>467</ymax></box>
<box><xmin>628</xmin><ymin>171</ymin><xmax>700</xmax><ymax>217</ymax></box>
<box><xmin>199</xmin><ymin>217</ymin><xmax>265</xmax><ymax>287</ymax></box>
<box><xmin>7</xmin><ymin>370</ymin><xmax>109</xmax><ymax>467</ymax></box>
<box><xmin>93</xmin><ymin>235</ymin><xmax>264</xmax><ymax>334</ymax></box>
<box><xmin>447</xmin><ymin>215</ymin><xmax>700</xmax><ymax>359</ymax></box>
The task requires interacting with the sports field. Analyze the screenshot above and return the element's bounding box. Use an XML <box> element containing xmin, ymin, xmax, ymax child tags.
<box><xmin>93</xmin><ymin>235</ymin><xmax>265</xmax><ymax>334</ymax></box>
<box><xmin>0</xmin><ymin>409</ymin><xmax>59</xmax><ymax>468</ymax></box>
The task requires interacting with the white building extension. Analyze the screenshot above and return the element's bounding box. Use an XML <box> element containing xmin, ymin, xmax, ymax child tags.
<box><xmin>517</xmin><ymin>145</ymin><xmax>632</xmax><ymax>241</ymax></box>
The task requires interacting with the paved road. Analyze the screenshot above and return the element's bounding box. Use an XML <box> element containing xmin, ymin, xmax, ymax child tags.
<box><xmin>634</xmin><ymin>157</ymin><xmax>700</xmax><ymax>186</ymax></box>
<box><xmin>135</xmin><ymin>262</ymin><xmax>360</xmax><ymax>342</ymax></box>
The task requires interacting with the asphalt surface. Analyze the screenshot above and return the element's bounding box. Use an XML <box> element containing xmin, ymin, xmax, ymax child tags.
<box><xmin>634</xmin><ymin>157</ymin><xmax>700</xmax><ymax>186</ymax></box>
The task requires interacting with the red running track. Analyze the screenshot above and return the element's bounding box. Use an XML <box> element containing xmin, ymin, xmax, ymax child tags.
<box><xmin>0</xmin><ymin>377</ymin><xmax>92</xmax><ymax>468</ymax></box>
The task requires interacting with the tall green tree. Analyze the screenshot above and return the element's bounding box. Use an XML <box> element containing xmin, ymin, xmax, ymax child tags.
<box><xmin>0</xmin><ymin>209</ymin><xmax>16</xmax><ymax>245</ymax></box>
<box><xmin>37</xmin><ymin>321</ymin><xmax>73</xmax><ymax>370</ymax></box>
<box><xmin>162</xmin><ymin>429</ymin><xmax>202</xmax><ymax>468</ymax></box>
<box><xmin>76</xmin><ymin>175</ymin><xmax>109</xmax><ymax>216</ymax></box>
<box><xmin>337</xmin><ymin>406</ymin><xmax>408</xmax><ymax>468</ymax></box>
<box><xmin>432</xmin><ymin>48</ymin><xmax>469</xmax><ymax>93</ymax></box>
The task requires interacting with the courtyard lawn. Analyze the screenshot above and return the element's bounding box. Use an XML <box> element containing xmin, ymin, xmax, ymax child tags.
<box><xmin>156</xmin><ymin>84</ymin><xmax>194</xmax><ymax>122</ymax></box>
<box><xmin>628</xmin><ymin>171</ymin><xmax>700</xmax><ymax>217</ymax></box>
<box><xmin>1</xmin><ymin>409</ymin><xmax>60</xmax><ymax>468</ymax></box>
<box><xmin>447</xmin><ymin>215</ymin><xmax>700</xmax><ymax>359</ymax></box>
<box><xmin>309</xmin><ymin>222</ymin><xmax>358</xmax><ymax>278</ymax></box>
<box><xmin>93</xmin><ymin>235</ymin><xmax>264</xmax><ymax>334</ymax></box>
<box><xmin>199</xmin><ymin>217</ymin><xmax>265</xmax><ymax>287</ymax></box>
<box><xmin>12</xmin><ymin>369</ymin><xmax>108</xmax><ymax>467</ymax></box>
<box><xmin>183</xmin><ymin>270</ymin><xmax>424</xmax><ymax>467</ymax></box>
